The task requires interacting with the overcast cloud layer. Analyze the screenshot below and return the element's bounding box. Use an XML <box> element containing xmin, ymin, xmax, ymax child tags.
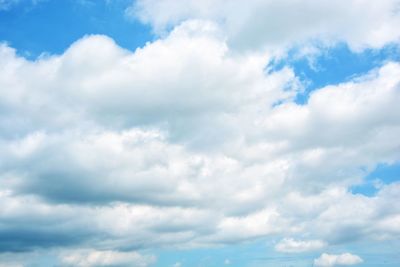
<box><xmin>1</xmin><ymin>0</ymin><xmax>400</xmax><ymax>266</ymax></box>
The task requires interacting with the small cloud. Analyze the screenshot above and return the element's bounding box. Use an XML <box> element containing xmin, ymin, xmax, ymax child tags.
<box><xmin>173</xmin><ymin>262</ymin><xmax>182</xmax><ymax>267</ymax></box>
<box><xmin>314</xmin><ymin>253</ymin><xmax>363</xmax><ymax>267</ymax></box>
<box><xmin>275</xmin><ymin>238</ymin><xmax>326</xmax><ymax>253</ymax></box>
<box><xmin>224</xmin><ymin>259</ymin><xmax>231</xmax><ymax>265</ymax></box>
<box><xmin>60</xmin><ymin>249</ymin><xmax>156</xmax><ymax>267</ymax></box>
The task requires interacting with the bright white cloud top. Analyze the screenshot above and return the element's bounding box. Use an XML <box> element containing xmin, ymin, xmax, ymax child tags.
<box><xmin>314</xmin><ymin>253</ymin><xmax>363</xmax><ymax>267</ymax></box>
<box><xmin>0</xmin><ymin>0</ymin><xmax>400</xmax><ymax>266</ymax></box>
<box><xmin>275</xmin><ymin>238</ymin><xmax>326</xmax><ymax>253</ymax></box>
<box><xmin>130</xmin><ymin>0</ymin><xmax>400</xmax><ymax>50</ymax></box>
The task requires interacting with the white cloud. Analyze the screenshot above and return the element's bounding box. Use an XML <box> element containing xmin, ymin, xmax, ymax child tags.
<box><xmin>129</xmin><ymin>0</ymin><xmax>400</xmax><ymax>51</ymax></box>
<box><xmin>314</xmin><ymin>253</ymin><xmax>363</xmax><ymax>267</ymax></box>
<box><xmin>275</xmin><ymin>238</ymin><xmax>326</xmax><ymax>253</ymax></box>
<box><xmin>61</xmin><ymin>249</ymin><xmax>156</xmax><ymax>267</ymax></box>
<box><xmin>0</xmin><ymin>24</ymin><xmax>298</xmax><ymax>142</ymax></box>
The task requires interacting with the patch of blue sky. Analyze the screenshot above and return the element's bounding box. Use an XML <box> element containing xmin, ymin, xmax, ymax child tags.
<box><xmin>0</xmin><ymin>0</ymin><xmax>153</xmax><ymax>59</ymax></box>
<box><xmin>352</xmin><ymin>163</ymin><xmax>400</xmax><ymax>197</ymax></box>
<box><xmin>327</xmin><ymin>239</ymin><xmax>400</xmax><ymax>267</ymax></box>
<box><xmin>268</xmin><ymin>43</ymin><xmax>400</xmax><ymax>104</ymax></box>
<box><xmin>154</xmin><ymin>239</ymin><xmax>318</xmax><ymax>267</ymax></box>
<box><xmin>153</xmin><ymin>237</ymin><xmax>400</xmax><ymax>267</ymax></box>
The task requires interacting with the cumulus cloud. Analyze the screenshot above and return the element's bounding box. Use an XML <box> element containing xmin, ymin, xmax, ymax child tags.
<box><xmin>0</xmin><ymin>33</ymin><xmax>399</xmax><ymax>261</ymax></box>
<box><xmin>275</xmin><ymin>238</ymin><xmax>326</xmax><ymax>253</ymax></box>
<box><xmin>314</xmin><ymin>253</ymin><xmax>363</xmax><ymax>267</ymax></box>
<box><xmin>129</xmin><ymin>0</ymin><xmax>400</xmax><ymax>51</ymax></box>
<box><xmin>1</xmin><ymin>23</ymin><xmax>400</xmax><ymax>251</ymax></box>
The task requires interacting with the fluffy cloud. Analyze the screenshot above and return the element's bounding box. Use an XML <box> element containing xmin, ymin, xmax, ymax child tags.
<box><xmin>129</xmin><ymin>0</ymin><xmax>400</xmax><ymax>51</ymax></box>
<box><xmin>314</xmin><ymin>253</ymin><xmax>363</xmax><ymax>267</ymax></box>
<box><xmin>0</xmin><ymin>22</ymin><xmax>298</xmax><ymax>141</ymax></box>
<box><xmin>0</xmin><ymin>8</ymin><xmax>400</xmax><ymax>266</ymax></box>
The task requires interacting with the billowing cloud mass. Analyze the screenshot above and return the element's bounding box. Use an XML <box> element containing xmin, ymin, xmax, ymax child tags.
<box><xmin>0</xmin><ymin>0</ymin><xmax>400</xmax><ymax>266</ymax></box>
<box><xmin>314</xmin><ymin>253</ymin><xmax>363</xmax><ymax>267</ymax></box>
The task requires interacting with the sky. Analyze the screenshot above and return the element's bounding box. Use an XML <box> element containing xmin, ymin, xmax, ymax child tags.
<box><xmin>0</xmin><ymin>0</ymin><xmax>400</xmax><ymax>266</ymax></box>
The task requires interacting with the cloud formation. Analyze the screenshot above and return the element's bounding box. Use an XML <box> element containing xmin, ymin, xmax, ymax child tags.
<box><xmin>130</xmin><ymin>0</ymin><xmax>400</xmax><ymax>51</ymax></box>
<box><xmin>0</xmin><ymin>1</ymin><xmax>400</xmax><ymax>266</ymax></box>
<box><xmin>275</xmin><ymin>238</ymin><xmax>326</xmax><ymax>253</ymax></box>
<box><xmin>1</xmin><ymin>27</ymin><xmax>400</xmax><ymax>263</ymax></box>
<box><xmin>314</xmin><ymin>253</ymin><xmax>363</xmax><ymax>267</ymax></box>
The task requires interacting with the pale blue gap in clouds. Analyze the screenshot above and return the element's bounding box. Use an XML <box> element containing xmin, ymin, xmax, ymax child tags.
<box><xmin>267</xmin><ymin>43</ymin><xmax>400</xmax><ymax>104</ymax></box>
<box><xmin>154</xmin><ymin>238</ymin><xmax>400</xmax><ymax>267</ymax></box>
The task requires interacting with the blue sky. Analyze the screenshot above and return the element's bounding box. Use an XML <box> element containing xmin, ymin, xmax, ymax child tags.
<box><xmin>0</xmin><ymin>0</ymin><xmax>151</xmax><ymax>57</ymax></box>
<box><xmin>0</xmin><ymin>1</ymin><xmax>400</xmax><ymax>267</ymax></box>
